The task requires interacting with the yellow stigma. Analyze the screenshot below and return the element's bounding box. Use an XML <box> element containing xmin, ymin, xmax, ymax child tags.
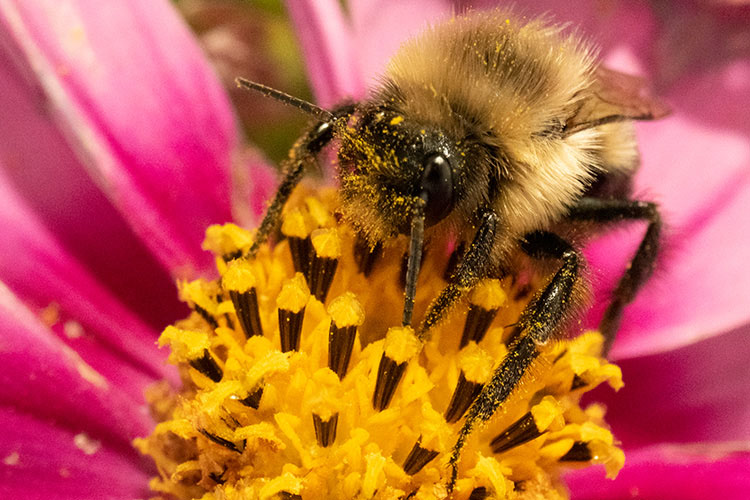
<box><xmin>136</xmin><ymin>187</ymin><xmax>624</xmax><ymax>500</ymax></box>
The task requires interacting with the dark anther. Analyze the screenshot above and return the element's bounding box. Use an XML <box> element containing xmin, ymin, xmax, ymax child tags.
<box><xmin>490</xmin><ymin>411</ymin><xmax>542</xmax><ymax>453</ymax></box>
<box><xmin>279</xmin><ymin>492</ymin><xmax>303</xmax><ymax>500</ymax></box>
<box><xmin>309</xmin><ymin>252</ymin><xmax>338</xmax><ymax>303</ymax></box>
<box><xmin>229</xmin><ymin>289</ymin><xmax>263</xmax><ymax>339</ymax></box>
<box><xmin>288</xmin><ymin>235</ymin><xmax>312</xmax><ymax>278</ymax></box>
<box><xmin>189</xmin><ymin>350</ymin><xmax>223</xmax><ymax>383</ymax></box>
<box><xmin>328</xmin><ymin>323</ymin><xmax>357</xmax><ymax>378</ymax></box>
<box><xmin>208</xmin><ymin>470</ymin><xmax>226</xmax><ymax>484</ymax></box>
<box><xmin>460</xmin><ymin>304</ymin><xmax>499</xmax><ymax>348</ymax></box>
<box><xmin>221</xmin><ymin>250</ymin><xmax>243</xmax><ymax>263</ymax></box>
<box><xmin>194</xmin><ymin>304</ymin><xmax>219</xmax><ymax>329</ymax></box>
<box><xmin>468</xmin><ymin>487</ymin><xmax>489</xmax><ymax>500</ymax></box>
<box><xmin>402</xmin><ymin>438</ymin><xmax>439</xmax><ymax>475</ymax></box>
<box><xmin>570</xmin><ymin>374</ymin><xmax>587</xmax><ymax>390</ymax></box>
<box><xmin>372</xmin><ymin>354</ymin><xmax>407</xmax><ymax>411</ymax></box>
<box><xmin>353</xmin><ymin>237</ymin><xmax>382</xmax><ymax>277</ymax></box>
<box><xmin>559</xmin><ymin>441</ymin><xmax>593</xmax><ymax>462</ymax></box>
<box><xmin>312</xmin><ymin>413</ymin><xmax>339</xmax><ymax>447</ymax></box>
<box><xmin>239</xmin><ymin>387</ymin><xmax>263</xmax><ymax>409</ymax></box>
<box><xmin>198</xmin><ymin>429</ymin><xmax>242</xmax><ymax>454</ymax></box>
<box><xmin>444</xmin><ymin>371</ymin><xmax>484</xmax><ymax>423</ymax></box>
<box><xmin>278</xmin><ymin>306</ymin><xmax>306</xmax><ymax>352</ymax></box>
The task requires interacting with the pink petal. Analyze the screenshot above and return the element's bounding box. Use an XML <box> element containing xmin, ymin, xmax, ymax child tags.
<box><xmin>0</xmin><ymin>406</ymin><xmax>152</xmax><ymax>500</ymax></box>
<box><xmin>0</xmin><ymin>0</ymin><xmax>237</xmax><ymax>279</ymax></box>
<box><xmin>0</xmin><ymin>165</ymin><xmax>176</xmax><ymax>396</ymax></box>
<box><xmin>348</xmin><ymin>0</ymin><xmax>452</xmax><ymax>86</ymax></box>
<box><xmin>285</xmin><ymin>0</ymin><xmax>366</xmax><ymax>106</ymax></box>
<box><xmin>566</xmin><ymin>443</ymin><xmax>750</xmax><ymax>500</ymax></box>
<box><xmin>0</xmin><ymin>31</ymin><xmax>185</xmax><ymax>329</ymax></box>
<box><xmin>586</xmin><ymin>64</ymin><xmax>750</xmax><ymax>358</ymax></box>
<box><xmin>586</xmin><ymin>323</ymin><xmax>750</xmax><ymax>448</ymax></box>
<box><xmin>0</xmin><ymin>285</ymin><xmax>154</xmax><ymax>449</ymax></box>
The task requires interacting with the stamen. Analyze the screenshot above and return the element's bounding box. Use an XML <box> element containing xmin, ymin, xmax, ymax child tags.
<box><xmin>327</xmin><ymin>293</ymin><xmax>365</xmax><ymax>378</ymax></box>
<box><xmin>460</xmin><ymin>279</ymin><xmax>506</xmax><ymax>348</ymax></box>
<box><xmin>468</xmin><ymin>487</ymin><xmax>489</xmax><ymax>500</ymax></box>
<box><xmin>276</xmin><ymin>273</ymin><xmax>310</xmax><ymax>352</ymax></box>
<box><xmin>445</xmin><ymin>344</ymin><xmax>493</xmax><ymax>423</ymax></box>
<box><xmin>490</xmin><ymin>412</ymin><xmax>541</xmax><ymax>453</ymax></box>
<box><xmin>373</xmin><ymin>326</ymin><xmax>420</xmax><ymax>411</ymax></box>
<box><xmin>571</xmin><ymin>374</ymin><xmax>587</xmax><ymax>390</ymax></box>
<box><xmin>402</xmin><ymin>438</ymin><xmax>439</xmax><ymax>475</ymax></box>
<box><xmin>239</xmin><ymin>387</ymin><xmax>263</xmax><ymax>409</ymax></box>
<box><xmin>308</xmin><ymin>229</ymin><xmax>340</xmax><ymax>303</ymax></box>
<box><xmin>559</xmin><ymin>441</ymin><xmax>592</xmax><ymax>462</ymax></box>
<box><xmin>189</xmin><ymin>349</ymin><xmax>223</xmax><ymax>383</ymax></box>
<box><xmin>353</xmin><ymin>236</ymin><xmax>382</xmax><ymax>276</ymax></box>
<box><xmin>198</xmin><ymin>429</ymin><xmax>242</xmax><ymax>453</ymax></box>
<box><xmin>223</xmin><ymin>260</ymin><xmax>263</xmax><ymax>338</ymax></box>
<box><xmin>281</xmin><ymin>208</ymin><xmax>313</xmax><ymax>278</ymax></box>
<box><xmin>492</xmin><ymin>395</ymin><xmax>564</xmax><ymax>454</ymax></box>
<box><xmin>312</xmin><ymin>412</ymin><xmax>339</xmax><ymax>447</ymax></box>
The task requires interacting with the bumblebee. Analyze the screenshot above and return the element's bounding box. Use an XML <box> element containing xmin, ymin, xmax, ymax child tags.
<box><xmin>238</xmin><ymin>10</ymin><xmax>667</xmax><ymax>488</ymax></box>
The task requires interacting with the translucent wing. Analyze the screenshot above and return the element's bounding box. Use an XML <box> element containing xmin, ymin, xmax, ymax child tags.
<box><xmin>564</xmin><ymin>67</ymin><xmax>671</xmax><ymax>136</ymax></box>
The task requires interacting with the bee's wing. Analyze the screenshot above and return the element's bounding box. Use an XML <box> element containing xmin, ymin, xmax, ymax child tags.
<box><xmin>564</xmin><ymin>67</ymin><xmax>671</xmax><ymax>136</ymax></box>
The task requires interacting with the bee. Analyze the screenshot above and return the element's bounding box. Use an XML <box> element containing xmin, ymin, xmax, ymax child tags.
<box><xmin>238</xmin><ymin>9</ymin><xmax>667</xmax><ymax>488</ymax></box>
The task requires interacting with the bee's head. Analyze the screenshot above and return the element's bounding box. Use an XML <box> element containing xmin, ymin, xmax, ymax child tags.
<box><xmin>336</xmin><ymin>107</ymin><xmax>470</xmax><ymax>243</ymax></box>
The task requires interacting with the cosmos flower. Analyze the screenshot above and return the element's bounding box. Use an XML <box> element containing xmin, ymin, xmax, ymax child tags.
<box><xmin>1</xmin><ymin>0</ymin><xmax>749</xmax><ymax>499</ymax></box>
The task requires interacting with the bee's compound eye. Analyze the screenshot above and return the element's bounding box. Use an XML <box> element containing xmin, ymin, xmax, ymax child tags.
<box><xmin>420</xmin><ymin>153</ymin><xmax>454</xmax><ymax>225</ymax></box>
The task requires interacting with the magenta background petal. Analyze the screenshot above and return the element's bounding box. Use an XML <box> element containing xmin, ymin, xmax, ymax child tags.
<box><xmin>348</xmin><ymin>0</ymin><xmax>453</xmax><ymax>86</ymax></box>
<box><xmin>0</xmin><ymin>287</ymin><xmax>154</xmax><ymax>450</ymax></box>
<box><xmin>586</xmin><ymin>323</ymin><xmax>750</xmax><ymax>448</ymax></box>
<box><xmin>0</xmin><ymin>0</ymin><xmax>236</xmax><ymax>279</ymax></box>
<box><xmin>0</xmin><ymin>407</ymin><xmax>152</xmax><ymax>500</ymax></box>
<box><xmin>0</xmin><ymin>32</ymin><xmax>184</xmax><ymax>329</ymax></box>
<box><xmin>0</xmin><ymin>165</ymin><xmax>175</xmax><ymax>399</ymax></box>
<box><xmin>285</xmin><ymin>0</ymin><xmax>366</xmax><ymax>105</ymax></box>
<box><xmin>586</xmin><ymin>74</ymin><xmax>750</xmax><ymax>358</ymax></box>
<box><xmin>566</xmin><ymin>444</ymin><xmax>750</xmax><ymax>500</ymax></box>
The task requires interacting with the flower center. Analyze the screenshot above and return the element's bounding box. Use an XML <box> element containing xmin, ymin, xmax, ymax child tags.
<box><xmin>135</xmin><ymin>187</ymin><xmax>624</xmax><ymax>500</ymax></box>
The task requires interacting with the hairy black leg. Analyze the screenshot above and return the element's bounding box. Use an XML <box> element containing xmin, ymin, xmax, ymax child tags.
<box><xmin>417</xmin><ymin>210</ymin><xmax>498</xmax><ymax>338</ymax></box>
<box><xmin>447</xmin><ymin>231</ymin><xmax>580</xmax><ymax>490</ymax></box>
<box><xmin>568</xmin><ymin>197</ymin><xmax>661</xmax><ymax>353</ymax></box>
<box><xmin>245</xmin><ymin>105</ymin><xmax>353</xmax><ymax>258</ymax></box>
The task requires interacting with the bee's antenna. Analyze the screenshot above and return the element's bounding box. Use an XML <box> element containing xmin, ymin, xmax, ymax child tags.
<box><xmin>236</xmin><ymin>77</ymin><xmax>333</xmax><ymax>122</ymax></box>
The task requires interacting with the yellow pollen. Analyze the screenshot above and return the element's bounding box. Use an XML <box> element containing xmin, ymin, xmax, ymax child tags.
<box><xmin>137</xmin><ymin>187</ymin><xmax>625</xmax><ymax>500</ymax></box>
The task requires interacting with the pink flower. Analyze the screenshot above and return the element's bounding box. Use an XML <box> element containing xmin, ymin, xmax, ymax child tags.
<box><xmin>1</xmin><ymin>0</ymin><xmax>748</xmax><ymax>499</ymax></box>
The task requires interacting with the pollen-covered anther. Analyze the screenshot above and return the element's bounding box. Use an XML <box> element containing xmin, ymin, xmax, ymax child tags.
<box><xmin>189</xmin><ymin>350</ymin><xmax>223</xmax><ymax>383</ymax></box>
<box><xmin>238</xmin><ymin>386</ymin><xmax>263</xmax><ymax>409</ymax></box>
<box><xmin>308</xmin><ymin>228</ymin><xmax>341</xmax><ymax>303</ymax></box>
<box><xmin>312</xmin><ymin>412</ymin><xmax>339</xmax><ymax>447</ymax></box>
<box><xmin>276</xmin><ymin>273</ymin><xmax>310</xmax><ymax>352</ymax></box>
<box><xmin>460</xmin><ymin>279</ymin><xmax>506</xmax><ymax>348</ymax></box>
<box><xmin>491</xmin><ymin>396</ymin><xmax>564</xmax><ymax>453</ymax></box>
<box><xmin>327</xmin><ymin>292</ymin><xmax>365</xmax><ymax>378</ymax></box>
<box><xmin>444</xmin><ymin>343</ymin><xmax>494</xmax><ymax>423</ymax></box>
<box><xmin>402</xmin><ymin>437</ymin><xmax>439</xmax><ymax>475</ymax></box>
<box><xmin>282</xmin><ymin>208</ymin><xmax>313</xmax><ymax>277</ymax></box>
<box><xmin>372</xmin><ymin>326</ymin><xmax>420</xmax><ymax>411</ymax></box>
<box><xmin>222</xmin><ymin>259</ymin><xmax>263</xmax><ymax>338</ymax></box>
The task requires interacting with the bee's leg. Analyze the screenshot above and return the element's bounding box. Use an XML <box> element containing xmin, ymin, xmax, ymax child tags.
<box><xmin>245</xmin><ymin>106</ymin><xmax>353</xmax><ymax>258</ymax></box>
<box><xmin>567</xmin><ymin>197</ymin><xmax>661</xmax><ymax>353</ymax></box>
<box><xmin>417</xmin><ymin>210</ymin><xmax>499</xmax><ymax>336</ymax></box>
<box><xmin>371</xmin><ymin>210</ymin><xmax>496</xmax><ymax>411</ymax></box>
<box><xmin>447</xmin><ymin>231</ymin><xmax>580</xmax><ymax>490</ymax></box>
